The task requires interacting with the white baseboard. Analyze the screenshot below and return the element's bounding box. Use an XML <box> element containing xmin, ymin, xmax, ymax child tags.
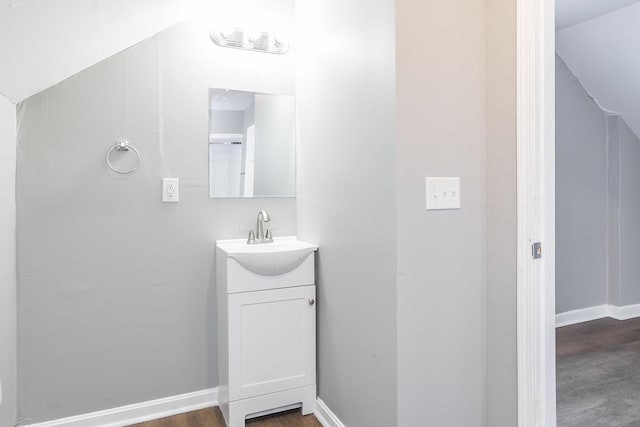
<box><xmin>608</xmin><ymin>303</ymin><xmax>640</xmax><ymax>321</ymax></box>
<box><xmin>22</xmin><ymin>388</ymin><xmax>218</xmax><ymax>427</ymax></box>
<box><xmin>314</xmin><ymin>398</ymin><xmax>346</xmax><ymax>427</ymax></box>
<box><xmin>556</xmin><ymin>303</ymin><xmax>640</xmax><ymax>327</ymax></box>
<box><xmin>21</xmin><ymin>388</ymin><xmax>344</xmax><ymax>427</ymax></box>
<box><xmin>556</xmin><ymin>304</ymin><xmax>610</xmax><ymax>327</ymax></box>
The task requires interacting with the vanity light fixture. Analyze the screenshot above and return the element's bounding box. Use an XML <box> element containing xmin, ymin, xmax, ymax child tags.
<box><xmin>210</xmin><ymin>27</ymin><xmax>289</xmax><ymax>55</ymax></box>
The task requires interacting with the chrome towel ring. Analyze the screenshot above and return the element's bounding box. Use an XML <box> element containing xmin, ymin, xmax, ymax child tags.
<box><xmin>106</xmin><ymin>141</ymin><xmax>141</xmax><ymax>174</ymax></box>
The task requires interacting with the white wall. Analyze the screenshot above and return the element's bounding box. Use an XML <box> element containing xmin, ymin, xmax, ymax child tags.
<box><xmin>0</xmin><ymin>94</ymin><xmax>17</xmax><ymax>427</ymax></box>
<box><xmin>253</xmin><ymin>94</ymin><xmax>295</xmax><ymax>197</ymax></box>
<box><xmin>240</xmin><ymin>103</ymin><xmax>255</xmax><ymax>196</ymax></box>
<box><xmin>555</xmin><ymin>56</ymin><xmax>608</xmax><ymax>313</ymax></box>
<box><xmin>210</xmin><ymin>110</ymin><xmax>244</xmax><ymax>134</ymax></box>
<box><xmin>16</xmin><ymin>9</ymin><xmax>297</xmax><ymax>423</ymax></box>
<box><xmin>0</xmin><ymin>0</ymin><xmax>203</xmax><ymax>102</ymax></box>
<box><xmin>296</xmin><ymin>1</ymin><xmax>397</xmax><ymax>426</ymax></box>
<box><xmin>396</xmin><ymin>0</ymin><xmax>487</xmax><ymax>425</ymax></box>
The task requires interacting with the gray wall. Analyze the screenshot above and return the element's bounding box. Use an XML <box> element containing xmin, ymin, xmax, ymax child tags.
<box><xmin>295</xmin><ymin>0</ymin><xmax>397</xmax><ymax>426</ymax></box>
<box><xmin>0</xmin><ymin>95</ymin><xmax>17</xmax><ymax>427</ymax></box>
<box><xmin>555</xmin><ymin>56</ymin><xmax>608</xmax><ymax>313</ymax></box>
<box><xmin>16</xmin><ymin>12</ymin><xmax>297</xmax><ymax>424</ymax></box>
<box><xmin>396</xmin><ymin>0</ymin><xmax>487</xmax><ymax>425</ymax></box>
<box><xmin>618</xmin><ymin>117</ymin><xmax>640</xmax><ymax>305</ymax></box>
<box><xmin>556</xmin><ymin>55</ymin><xmax>640</xmax><ymax>313</ymax></box>
<box><xmin>607</xmin><ymin>115</ymin><xmax>621</xmax><ymax>306</ymax></box>
<box><xmin>486</xmin><ymin>0</ymin><xmax>517</xmax><ymax>424</ymax></box>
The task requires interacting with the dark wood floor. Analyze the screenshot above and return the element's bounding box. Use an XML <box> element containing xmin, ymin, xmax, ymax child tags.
<box><xmin>556</xmin><ymin>316</ymin><xmax>640</xmax><ymax>357</ymax></box>
<box><xmin>556</xmin><ymin>316</ymin><xmax>640</xmax><ymax>426</ymax></box>
<box><xmin>127</xmin><ymin>407</ymin><xmax>322</xmax><ymax>427</ymax></box>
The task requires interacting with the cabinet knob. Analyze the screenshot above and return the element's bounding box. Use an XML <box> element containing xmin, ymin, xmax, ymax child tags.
<box><xmin>308</xmin><ymin>298</ymin><xmax>315</xmax><ymax>306</ymax></box>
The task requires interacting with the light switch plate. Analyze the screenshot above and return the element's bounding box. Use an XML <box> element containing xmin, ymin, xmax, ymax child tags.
<box><xmin>162</xmin><ymin>178</ymin><xmax>180</xmax><ymax>203</ymax></box>
<box><xmin>426</xmin><ymin>177</ymin><xmax>461</xmax><ymax>210</ymax></box>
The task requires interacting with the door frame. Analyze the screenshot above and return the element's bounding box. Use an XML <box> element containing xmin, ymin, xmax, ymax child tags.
<box><xmin>516</xmin><ymin>0</ymin><xmax>556</xmax><ymax>425</ymax></box>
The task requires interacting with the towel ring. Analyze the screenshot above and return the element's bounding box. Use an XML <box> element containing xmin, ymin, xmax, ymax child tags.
<box><xmin>106</xmin><ymin>141</ymin><xmax>141</xmax><ymax>174</ymax></box>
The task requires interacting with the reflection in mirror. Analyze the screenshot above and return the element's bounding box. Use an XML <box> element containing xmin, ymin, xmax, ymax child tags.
<box><xmin>209</xmin><ymin>89</ymin><xmax>295</xmax><ymax>198</ymax></box>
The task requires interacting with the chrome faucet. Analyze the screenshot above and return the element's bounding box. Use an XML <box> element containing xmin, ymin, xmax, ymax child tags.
<box><xmin>256</xmin><ymin>210</ymin><xmax>271</xmax><ymax>241</ymax></box>
<box><xmin>244</xmin><ymin>210</ymin><xmax>273</xmax><ymax>244</ymax></box>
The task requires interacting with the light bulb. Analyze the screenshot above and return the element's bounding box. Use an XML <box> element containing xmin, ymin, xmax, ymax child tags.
<box><xmin>273</xmin><ymin>34</ymin><xmax>287</xmax><ymax>47</ymax></box>
<box><xmin>219</xmin><ymin>26</ymin><xmax>235</xmax><ymax>40</ymax></box>
<box><xmin>246</xmin><ymin>29</ymin><xmax>263</xmax><ymax>44</ymax></box>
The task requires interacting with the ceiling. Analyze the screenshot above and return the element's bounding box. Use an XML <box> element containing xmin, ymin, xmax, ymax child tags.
<box><xmin>557</xmin><ymin>1</ymin><xmax>640</xmax><ymax>137</ymax></box>
<box><xmin>556</xmin><ymin>0</ymin><xmax>640</xmax><ymax>30</ymax></box>
<box><xmin>0</xmin><ymin>0</ymin><xmax>204</xmax><ymax>103</ymax></box>
<box><xmin>3</xmin><ymin>0</ymin><xmax>637</xmax><ymax>116</ymax></box>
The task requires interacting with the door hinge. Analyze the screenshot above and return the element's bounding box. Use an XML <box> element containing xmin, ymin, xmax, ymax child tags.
<box><xmin>532</xmin><ymin>242</ymin><xmax>542</xmax><ymax>259</ymax></box>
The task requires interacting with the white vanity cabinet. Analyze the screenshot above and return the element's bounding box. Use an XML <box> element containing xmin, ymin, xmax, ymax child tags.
<box><xmin>216</xmin><ymin>237</ymin><xmax>318</xmax><ymax>427</ymax></box>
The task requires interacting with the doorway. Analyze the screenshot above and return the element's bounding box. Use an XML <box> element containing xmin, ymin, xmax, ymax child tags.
<box><xmin>518</xmin><ymin>0</ymin><xmax>640</xmax><ymax>425</ymax></box>
<box><xmin>554</xmin><ymin>1</ymin><xmax>640</xmax><ymax>425</ymax></box>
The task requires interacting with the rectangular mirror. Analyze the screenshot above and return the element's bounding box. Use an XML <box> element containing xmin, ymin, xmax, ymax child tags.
<box><xmin>209</xmin><ymin>89</ymin><xmax>295</xmax><ymax>198</ymax></box>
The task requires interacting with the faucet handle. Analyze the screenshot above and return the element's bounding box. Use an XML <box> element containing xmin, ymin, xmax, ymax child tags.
<box><xmin>265</xmin><ymin>228</ymin><xmax>273</xmax><ymax>242</ymax></box>
<box><xmin>238</xmin><ymin>227</ymin><xmax>256</xmax><ymax>244</ymax></box>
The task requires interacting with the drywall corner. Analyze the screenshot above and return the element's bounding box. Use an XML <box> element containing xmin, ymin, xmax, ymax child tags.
<box><xmin>617</xmin><ymin>117</ymin><xmax>640</xmax><ymax>306</ymax></box>
<box><xmin>295</xmin><ymin>1</ymin><xmax>397</xmax><ymax>426</ymax></box>
<box><xmin>606</xmin><ymin>115</ymin><xmax>621</xmax><ymax>307</ymax></box>
<box><xmin>486</xmin><ymin>0</ymin><xmax>517</xmax><ymax>424</ymax></box>
<box><xmin>555</xmin><ymin>55</ymin><xmax>608</xmax><ymax>313</ymax></box>
<box><xmin>0</xmin><ymin>94</ymin><xmax>17</xmax><ymax>427</ymax></box>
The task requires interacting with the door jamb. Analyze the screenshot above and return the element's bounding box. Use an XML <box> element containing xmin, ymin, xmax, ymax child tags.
<box><xmin>516</xmin><ymin>0</ymin><xmax>556</xmax><ymax>425</ymax></box>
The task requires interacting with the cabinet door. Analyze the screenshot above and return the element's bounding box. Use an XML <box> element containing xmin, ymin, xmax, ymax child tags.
<box><xmin>228</xmin><ymin>285</ymin><xmax>316</xmax><ymax>401</ymax></box>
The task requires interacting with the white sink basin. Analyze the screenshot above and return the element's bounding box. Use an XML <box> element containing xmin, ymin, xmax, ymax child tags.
<box><xmin>216</xmin><ymin>236</ymin><xmax>318</xmax><ymax>276</ymax></box>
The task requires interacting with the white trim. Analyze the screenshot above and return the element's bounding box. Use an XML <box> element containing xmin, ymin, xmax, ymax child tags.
<box><xmin>517</xmin><ymin>0</ymin><xmax>556</xmax><ymax>425</ymax></box>
<box><xmin>555</xmin><ymin>305</ymin><xmax>610</xmax><ymax>327</ymax></box>
<box><xmin>557</xmin><ymin>303</ymin><xmax>640</xmax><ymax>327</ymax></box>
<box><xmin>516</xmin><ymin>0</ymin><xmax>541</xmax><ymax>423</ymax></box>
<box><xmin>22</xmin><ymin>388</ymin><xmax>218</xmax><ymax>427</ymax></box>
<box><xmin>541</xmin><ymin>0</ymin><xmax>557</xmax><ymax>425</ymax></box>
<box><xmin>314</xmin><ymin>399</ymin><xmax>346</xmax><ymax>427</ymax></box>
<box><xmin>20</xmin><ymin>391</ymin><xmax>346</xmax><ymax>427</ymax></box>
<box><xmin>609</xmin><ymin>303</ymin><xmax>640</xmax><ymax>320</ymax></box>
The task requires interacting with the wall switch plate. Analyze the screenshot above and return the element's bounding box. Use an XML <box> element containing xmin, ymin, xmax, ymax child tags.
<box><xmin>426</xmin><ymin>177</ymin><xmax>461</xmax><ymax>210</ymax></box>
<box><xmin>162</xmin><ymin>178</ymin><xmax>180</xmax><ymax>203</ymax></box>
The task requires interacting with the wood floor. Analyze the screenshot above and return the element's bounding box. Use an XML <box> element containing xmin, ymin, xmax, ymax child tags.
<box><xmin>556</xmin><ymin>316</ymin><xmax>640</xmax><ymax>426</ymax></box>
<box><xmin>556</xmin><ymin>316</ymin><xmax>640</xmax><ymax>357</ymax></box>
<box><xmin>127</xmin><ymin>407</ymin><xmax>322</xmax><ymax>427</ymax></box>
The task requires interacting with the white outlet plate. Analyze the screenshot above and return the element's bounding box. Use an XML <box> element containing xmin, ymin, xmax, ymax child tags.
<box><xmin>426</xmin><ymin>177</ymin><xmax>461</xmax><ymax>210</ymax></box>
<box><xmin>162</xmin><ymin>178</ymin><xmax>180</xmax><ymax>203</ymax></box>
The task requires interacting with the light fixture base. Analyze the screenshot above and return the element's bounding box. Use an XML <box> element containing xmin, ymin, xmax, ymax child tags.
<box><xmin>210</xmin><ymin>28</ymin><xmax>289</xmax><ymax>55</ymax></box>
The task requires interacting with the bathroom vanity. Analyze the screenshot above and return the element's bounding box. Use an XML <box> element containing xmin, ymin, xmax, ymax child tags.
<box><xmin>216</xmin><ymin>236</ymin><xmax>318</xmax><ymax>427</ymax></box>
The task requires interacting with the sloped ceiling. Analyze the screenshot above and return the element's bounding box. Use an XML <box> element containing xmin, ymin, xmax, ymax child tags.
<box><xmin>556</xmin><ymin>0</ymin><xmax>640</xmax><ymax>30</ymax></box>
<box><xmin>0</xmin><ymin>0</ymin><xmax>203</xmax><ymax>103</ymax></box>
<box><xmin>557</xmin><ymin>0</ymin><xmax>640</xmax><ymax>136</ymax></box>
